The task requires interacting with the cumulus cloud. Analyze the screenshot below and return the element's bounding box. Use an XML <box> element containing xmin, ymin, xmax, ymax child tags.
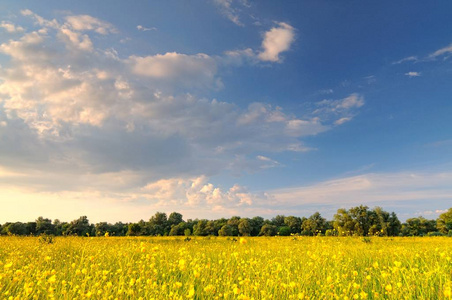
<box><xmin>258</xmin><ymin>22</ymin><xmax>295</xmax><ymax>62</ymax></box>
<box><xmin>405</xmin><ymin>71</ymin><xmax>421</xmax><ymax>77</ymax></box>
<box><xmin>0</xmin><ymin>11</ymin><xmax>365</xmax><ymax>221</ymax></box>
<box><xmin>142</xmin><ymin>176</ymin><xmax>255</xmax><ymax>207</ymax></box>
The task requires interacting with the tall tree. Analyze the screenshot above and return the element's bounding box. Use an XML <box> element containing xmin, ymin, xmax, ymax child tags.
<box><xmin>302</xmin><ymin>212</ymin><xmax>327</xmax><ymax>236</ymax></box>
<box><xmin>168</xmin><ymin>212</ymin><xmax>184</xmax><ymax>227</ymax></box>
<box><xmin>67</xmin><ymin>216</ymin><xmax>91</xmax><ymax>236</ymax></box>
<box><xmin>238</xmin><ymin>218</ymin><xmax>252</xmax><ymax>236</ymax></box>
<box><xmin>149</xmin><ymin>212</ymin><xmax>168</xmax><ymax>235</ymax></box>
<box><xmin>36</xmin><ymin>217</ymin><xmax>54</xmax><ymax>235</ymax></box>
<box><xmin>284</xmin><ymin>216</ymin><xmax>302</xmax><ymax>234</ymax></box>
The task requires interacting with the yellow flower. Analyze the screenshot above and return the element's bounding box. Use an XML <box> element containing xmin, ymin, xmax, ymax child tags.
<box><xmin>48</xmin><ymin>274</ymin><xmax>56</xmax><ymax>283</ymax></box>
<box><xmin>187</xmin><ymin>286</ymin><xmax>195</xmax><ymax>298</ymax></box>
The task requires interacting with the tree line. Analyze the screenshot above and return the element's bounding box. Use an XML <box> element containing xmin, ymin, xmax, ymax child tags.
<box><xmin>1</xmin><ymin>206</ymin><xmax>451</xmax><ymax>237</ymax></box>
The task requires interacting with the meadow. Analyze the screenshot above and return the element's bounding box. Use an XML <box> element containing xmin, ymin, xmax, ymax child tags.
<box><xmin>0</xmin><ymin>236</ymin><xmax>451</xmax><ymax>299</ymax></box>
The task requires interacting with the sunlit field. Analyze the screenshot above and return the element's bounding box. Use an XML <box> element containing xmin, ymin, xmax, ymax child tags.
<box><xmin>1</xmin><ymin>236</ymin><xmax>451</xmax><ymax>299</ymax></box>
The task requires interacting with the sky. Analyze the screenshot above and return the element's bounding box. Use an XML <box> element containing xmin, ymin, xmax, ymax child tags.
<box><xmin>0</xmin><ymin>1</ymin><xmax>451</xmax><ymax>223</ymax></box>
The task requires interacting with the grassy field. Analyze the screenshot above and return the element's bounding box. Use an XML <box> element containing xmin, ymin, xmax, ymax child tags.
<box><xmin>0</xmin><ymin>236</ymin><xmax>451</xmax><ymax>299</ymax></box>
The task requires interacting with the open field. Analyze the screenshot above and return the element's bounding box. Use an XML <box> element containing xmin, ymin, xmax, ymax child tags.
<box><xmin>1</xmin><ymin>236</ymin><xmax>451</xmax><ymax>299</ymax></box>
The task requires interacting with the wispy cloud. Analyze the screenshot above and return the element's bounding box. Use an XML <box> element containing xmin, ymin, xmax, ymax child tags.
<box><xmin>392</xmin><ymin>56</ymin><xmax>418</xmax><ymax>64</ymax></box>
<box><xmin>213</xmin><ymin>0</ymin><xmax>249</xmax><ymax>26</ymax></box>
<box><xmin>429</xmin><ymin>43</ymin><xmax>452</xmax><ymax>59</ymax></box>
<box><xmin>314</xmin><ymin>93</ymin><xmax>364</xmax><ymax>125</ymax></box>
<box><xmin>265</xmin><ymin>171</ymin><xmax>452</xmax><ymax>219</ymax></box>
<box><xmin>137</xmin><ymin>25</ymin><xmax>157</xmax><ymax>32</ymax></box>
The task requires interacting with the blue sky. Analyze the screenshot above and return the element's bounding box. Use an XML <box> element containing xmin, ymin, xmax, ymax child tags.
<box><xmin>0</xmin><ymin>1</ymin><xmax>451</xmax><ymax>223</ymax></box>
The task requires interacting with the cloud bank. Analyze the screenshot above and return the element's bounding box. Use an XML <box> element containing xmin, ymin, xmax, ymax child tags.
<box><xmin>0</xmin><ymin>11</ymin><xmax>364</xmax><ymax>221</ymax></box>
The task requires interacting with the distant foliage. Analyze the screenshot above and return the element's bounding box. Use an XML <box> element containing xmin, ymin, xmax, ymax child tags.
<box><xmin>1</xmin><ymin>206</ymin><xmax>451</xmax><ymax>237</ymax></box>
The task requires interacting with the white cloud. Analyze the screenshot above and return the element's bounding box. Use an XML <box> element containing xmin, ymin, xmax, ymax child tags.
<box><xmin>284</xmin><ymin>118</ymin><xmax>326</xmax><ymax>137</ymax></box>
<box><xmin>65</xmin><ymin>15</ymin><xmax>117</xmax><ymax>34</ymax></box>
<box><xmin>258</xmin><ymin>22</ymin><xmax>295</xmax><ymax>62</ymax></box>
<box><xmin>58</xmin><ymin>27</ymin><xmax>93</xmax><ymax>51</ymax></box>
<box><xmin>334</xmin><ymin>117</ymin><xmax>351</xmax><ymax>125</ymax></box>
<box><xmin>392</xmin><ymin>56</ymin><xmax>418</xmax><ymax>64</ymax></box>
<box><xmin>264</xmin><ymin>171</ymin><xmax>452</xmax><ymax>219</ymax></box>
<box><xmin>313</xmin><ymin>94</ymin><xmax>364</xmax><ymax>125</ymax></box>
<box><xmin>429</xmin><ymin>43</ymin><xmax>452</xmax><ymax>59</ymax></box>
<box><xmin>137</xmin><ymin>25</ymin><xmax>157</xmax><ymax>32</ymax></box>
<box><xmin>271</xmin><ymin>172</ymin><xmax>452</xmax><ymax>205</ymax></box>
<box><xmin>0</xmin><ymin>11</ymin><xmax>366</xmax><ymax>222</ymax></box>
<box><xmin>213</xmin><ymin>0</ymin><xmax>246</xmax><ymax>26</ymax></box>
<box><xmin>405</xmin><ymin>71</ymin><xmax>421</xmax><ymax>77</ymax></box>
<box><xmin>142</xmin><ymin>176</ymin><xmax>255</xmax><ymax>207</ymax></box>
<box><xmin>0</xmin><ymin>21</ymin><xmax>25</xmax><ymax>33</ymax></box>
<box><xmin>129</xmin><ymin>52</ymin><xmax>219</xmax><ymax>89</ymax></box>
<box><xmin>256</xmin><ymin>155</ymin><xmax>279</xmax><ymax>169</ymax></box>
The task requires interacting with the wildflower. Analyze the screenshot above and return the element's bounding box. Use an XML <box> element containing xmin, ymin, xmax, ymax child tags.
<box><xmin>48</xmin><ymin>275</ymin><xmax>56</xmax><ymax>283</ymax></box>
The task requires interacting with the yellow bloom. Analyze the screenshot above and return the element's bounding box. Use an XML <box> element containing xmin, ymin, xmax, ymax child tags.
<box><xmin>48</xmin><ymin>274</ymin><xmax>56</xmax><ymax>283</ymax></box>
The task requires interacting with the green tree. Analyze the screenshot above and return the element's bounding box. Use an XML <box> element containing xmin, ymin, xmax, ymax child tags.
<box><xmin>218</xmin><ymin>224</ymin><xmax>233</xmax><ymax>236</ymax></box>
<box><xmin>278</xmin><ymin>226</ymin><xmax>291</xmax><ymax>236</ymax></box>
<box><xmin>250</xmin><ymin>216</ymin><xmax>264</xmax><ymax>236</ymax></box>
<box><xmin>67</xmin><ymin>216</ymin><xmax>91</xmax><ymax>236</ymax></box>
<box><xmin>302</xmin><ymin>212</ymin><xmax>327</xmax><ymax>236</ymax></box>
<box><xmin>437</xmin><ymin>208</ymin><xmax>452</xmax><ymax>234</ymax></box>
<box><xmin>271</xmin><ymin>215</ymin><xmax>286</xmax><ymax>227</ymax></box>
<box><xmin>169</xmin><ymin>222</ymin><xmax>188</xmax><ymax>236</ymax></box>
<box><xmin>259</xmin><ymin>224</ymin><xmax>277</xmax><ymax>236</ymax></box>
<box><xmin>227</xmin><ymin>216</ymin><xmax>241</xmax><ymax>236</ymax></box>
<box><xmin>238</xmin><ymin>218</ymin><xmax>252</xmax><ymax>236</ymax></box>
<box><xmin>127</xmin><ymin>223</ymin><xmax>141</xmax><ymax>236</ymax></box>
<box><xmin>148</xmin><ymin>212</ymin><xmax>168</xmax><ymax>235</ymax></box>
<box><xmin>284</xmin><ymin>216</ymin><xmax>302</xmax><ymax>234</ymax></box>
<box><xmin>193</xmin><ymin>219</ymin><xmax>209</xmax><ymax>236</ymax></box>
<box><xmin>36</xmin><ymin>217</ymin><xmax>54</xmax><ymax>235</ymax></box>
<box><xmin>95</xmin><ymin>222</ymin><xmax>112</xmax><ymax>236</ymax></box>
<box><xmin>333</xmin><ymin>208</ymin><xmax>355</xmax><ymax>236</ymax></box>
<box><xmin>387</xmin><ymin>212</ymin><xmax>402</xmax><ymax>236</ymax></box>
<box><xmin>168</xmin><ymin>212</ymin><xmax>184</xmax><ymax>227</ymax></box>
<box><xmin>5</xmin><ymin>222</ymin><xmax>27</xmax><ymax>235</ymax></box>
<box><xmin>402</xmin><ymin>217</ymin><xmax>436</xmax><ymax>236</ymax></box>
<box><xmin>26</xmin><ymin>222</ymin><xmax>37</xmax><ymax>235</ymax></box>
<box><xmin>349</xmin><ymin>205</ymin><xmax>371</xmax><ymax>236</ymax></box>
